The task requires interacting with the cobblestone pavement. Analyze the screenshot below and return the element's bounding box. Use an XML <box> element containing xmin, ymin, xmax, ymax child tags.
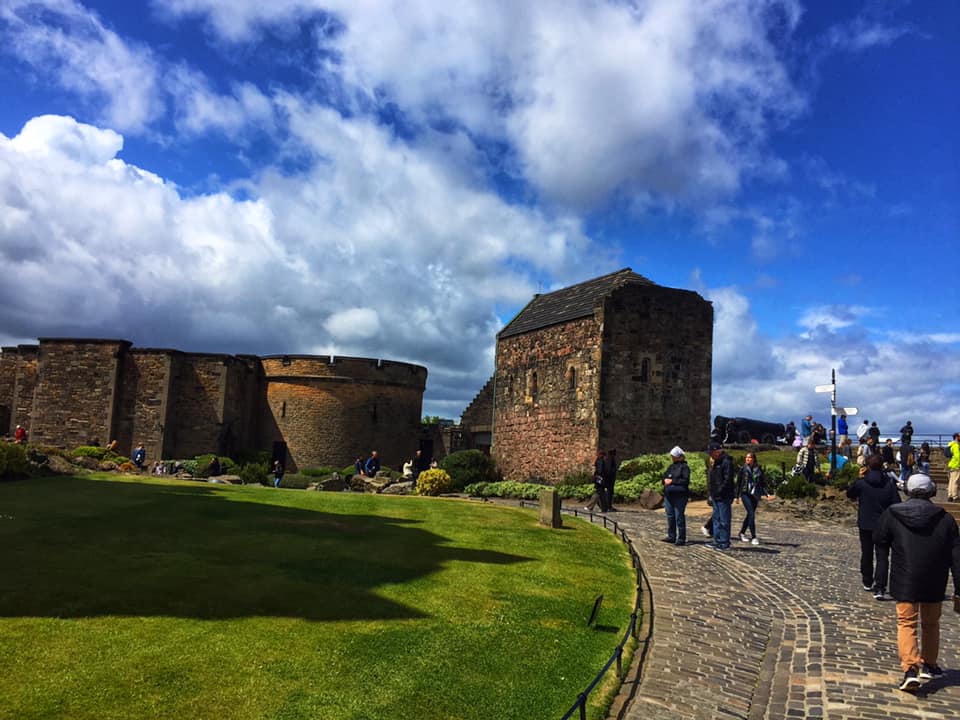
<box><xmin>582</xmin><ymin>503</ymin><xmax>960</xmax><ymax>720</ymax></box>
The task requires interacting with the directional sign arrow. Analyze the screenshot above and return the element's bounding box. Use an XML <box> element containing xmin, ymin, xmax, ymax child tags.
<box><xmin>843</xmin><ymin>407</ymin><xmax>858</xmax><ymax>415</ymax></box>
<box><xmin>814</xmin><ymin>384</ymin><xmax>834</xmax><ymax>393</ymax></box>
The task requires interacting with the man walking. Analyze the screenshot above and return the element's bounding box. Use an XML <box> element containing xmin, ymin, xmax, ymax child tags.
<box><xmin>707</xmin><ymin>442</ymin><xmax>735</xmax><ymax>550</ymax></box>
<box><xmin>874</xmin><ymin>474</ymin><xmax>960</xmax><ymax>691</ymax></box>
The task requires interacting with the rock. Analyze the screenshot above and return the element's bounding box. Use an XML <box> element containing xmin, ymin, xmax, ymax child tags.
<box><xmin>99</xmin><ymin>460</ymin><xmax>119</xmax><ymax>472</ymax></box>
<box><xmin>349</xmin><ymin>474</ymin><xmax>367</xmax><ymax>491</ymax></box>
<box><xmin>317</xmin><ymin>473</ymin><xmax>345</xmax><ymax>492</ymax></box>
<box><xmin>217</xmin><ymin>474</ymin><xmax>240</xmax><ymax>484</ymax></box>
<box><xmin>46</xmin><ymin>455</ymin><xmax>81</xmax><ymax>475</ymax></box>
<box><xmin>75</xmin><ymin>456</ymin><xmax>100</xmax><ymax>470</ymax></box>
<box><xmin>363</xmin><ymin>477</ymin><xmax>392</xmax><ymax>493</ymax></box>
<box><xmin>381</xmin><ymin>481</ymin><xmax>415</xmax><ymax>495</ymax></box>
<box><xmin>638</xmin><ymin>489</ymin><xmax>664</xmax><ymax>510</ymax></box>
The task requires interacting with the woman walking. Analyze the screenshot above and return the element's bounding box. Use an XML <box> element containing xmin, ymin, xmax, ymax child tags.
<box><xmin>662</xmin><ymin>446</ymin><xmax>690</xmax><ymax>545</ymax></box>
<box><xmin>736</xmin><ymin>452</ymin><xmax>771</xmax><ymax>545</ymax></box>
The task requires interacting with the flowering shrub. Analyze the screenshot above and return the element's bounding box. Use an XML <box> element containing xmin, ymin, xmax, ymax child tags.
<box><xmin>416</xmin><ymin>468</ymin><xmax>454</xmax><ymax>496</ymax></box>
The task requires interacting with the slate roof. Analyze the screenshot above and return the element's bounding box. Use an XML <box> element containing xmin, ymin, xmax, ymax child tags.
<box><xmin>498</xmin><ymin>268</ymin><xmax>655</xmax><ymax>339</ymax></box>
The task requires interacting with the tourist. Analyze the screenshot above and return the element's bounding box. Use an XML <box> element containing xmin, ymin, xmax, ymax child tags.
<box><xmin>881</xmin><ymin>439</ymin><xmax>896</xmax><ymax>470</ymax></box>
<box><xmin>874</xmin><ymin>473</ymin><xmax>960</xmax><ymax>692</ymax></box>
<box><xmin>661</xmin><ymin>446</ymin><xmax>690</xmax><ymax>545</ymax></box>
<box><xmin>797</xmin><ymin>439</ymin><xmax>819</xmax><ymax>483</ymax></box>
<box><xmin>354</xmin><ymin>457</ymin><xmax>363</xmax><ymax>477</ymax></box>
<box><xmin>869</xmin><ymin>421</ymin><xmax>881</xmax><ymax>446</ymax></box>
<box><xmin>273</xmin><ymin>459</ymin><xmax>284</xmax><ymax>488</ymax></box>
<box><xmin>402</xmin><ymin>459</ymin><xmax>414</xmax><ymax>479</ymax></box>
<box><xmin>736</xmin><ymin>451</ymin><xmax>771</xmax><ymax>545</ymax></box>
<box><xmin>856</xmin><ymin>419</ymin><xmax>870</xmax><ymax>443</ymax></box>
<box><xmin>413</xmin><ymin>449</ymin><xmax>429</xmax><ymax>480</ymax></box>
<box><xmin>838</xmin><ymin>414</ymin><xmax>849</xmax><ymax>444</ymax></box>
<box><xmin>364</xmin><ymin>450</ymin><xmax>381</xmax><ymax>477</ymax></box>
<box><xmin>132</xmin><ymin>443</ymin><xmax>146</xmax><ymax>470</ymax></box>
<box><xmin>603</xmin><ymin>449</ymin><xmax>618</xmax><ymax>511</ymax></box>
<box><xmin>947</xmin><ymin>433</ymin><xmax>960</xmax><ymax>502</ymax></box>
<box><xmin>899</xmin><ymin>421</ymin><xmax>914</xmax><ymax>445</ymax></box>
<box><xmin>846</xmin><ymin>454</ymin><xmax>900</xmax><ymax>600</ymax></box>
<box><xmin>207</xmin><ymin>455</ymin><xmax>221</xmax><ymax>476</ymax></box>
<box><xmin>899</xmin><ymin>439</ymin><xmax>916</xmax><ymax>487</ymax></box>
<box><xmin>707</xmin><ymin>442</ymin><xmax>735</xmax><ymax>550</ymax></box>
<box><xmin>584</xmin><ymin>450</ymin><xmax>607</xmax><ymax>513</ymax></box>
<box><xmin>801</xmin><ymin>415</ymin><xmax>814</xmax><ymax>444</ymax></box>
<box><xmin>917</xmin><ymin>442</ymin><xmax>931</xmax><ymax>475</ymax></box>
<box><xmin>14</xmin><ymin>424</ymin><xmax>27</xmax><ymax>444</ymax></box>
<box><xmin>858</xmin><ymin>436</ymin><xmax>880</xmax><ymax>468</ymax></box>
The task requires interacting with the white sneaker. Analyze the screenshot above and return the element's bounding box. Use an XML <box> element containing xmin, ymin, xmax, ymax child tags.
<box><xmin>739</xmin><ymin>533</ymin><xmax>749</xmax><ymax>543</ymax></box>
<box><xmin>701</xmin><ymin>526</ymin><xmax>710</xmax><ymax>537</ymax></box>
<box><xmin>751</xmin><ymin>537</ymin><xmax>760</xmax><ymax>545</ymax></box>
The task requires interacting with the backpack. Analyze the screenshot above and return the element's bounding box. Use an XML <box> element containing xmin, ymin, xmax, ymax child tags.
<box><xmin>905</xmin><ymin>450</ymin><xmax>914</xmax><ymax>466</ymax></box>
<box><xmin>946</xmin><ymin>446</ymin><xmax>954</xmax><ymax>459</ymax></box>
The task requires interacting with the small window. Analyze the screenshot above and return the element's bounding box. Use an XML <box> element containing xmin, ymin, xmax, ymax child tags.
<box><xmin>530</xmin><ymin>371</ymin><xmax>538</xmax><ymax>400</ymax></box>
<box><xmin>640</xmin><ymin>359</ymin><xmax>649</xmax><ymax>383</ymax></box>
<box><xmin>567</xmin><ymin>366</ymin><xmax>577</xmax><ymax>390</ymax></box>
<box><xmin>281</xmin><ymin>401</ymin><xmax>286</xmax><ymax>418</ymax></box>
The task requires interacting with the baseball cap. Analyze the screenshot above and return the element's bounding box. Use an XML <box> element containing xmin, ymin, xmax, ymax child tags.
<box><xmin>906</xmin><ymin>474</ymin><xmax>936</xmax><ymax>496</ymax></box>
<box><xmin>670</xmin><ymin>446</ymin><xmax>685</xmax><ymax>458</ymax></box>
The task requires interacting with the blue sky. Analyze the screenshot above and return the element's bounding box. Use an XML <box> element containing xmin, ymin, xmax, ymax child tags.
<box><xmin>0</xmin><ymin>0</ymin><xmax>957</xmax><ymax>436</ymax></box>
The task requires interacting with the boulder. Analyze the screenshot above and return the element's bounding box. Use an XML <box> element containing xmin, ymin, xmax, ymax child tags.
<box><xmin>317</xmin><ymin>473</ymin><xmax>345</xmax><ymax>492</ymax></box>
<box><xmin>638</xmin><ymin>489</ymin><xmax>664</xmax><ymax>510</ymax></box>
<box><xmin>363</xmin><ymin>477</ymin><xmax>392</xmax><ymax>493</ymax></box>
<box><xmin>349</xmin><ymin>474</ymin><xmax>367</xmax><ymax>491</ymax></box>
<box><xmin>75</xmin><ymin>456</ymin><xmax>100</xmax><ymax>470</ymax></box>
<box><xmin>46</xmin><ymin>455</ymin><xmax>81</xmax><ymax>475</ymax></box>
<box><xmin>381</xmin><ymin>481</ymin><xmax>415</xmax><ymax>495</ymax></box>
<box><xmin>99</xmin><ymin>460</ymin><xmax>119</xmax><ymax>472</ymax></box>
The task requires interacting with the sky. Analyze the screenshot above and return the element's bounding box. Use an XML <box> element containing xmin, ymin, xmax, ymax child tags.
<box><xmin>0</xmin><ymin>0</ymin><xmax>957</xmax><ymax>438</ymax></box>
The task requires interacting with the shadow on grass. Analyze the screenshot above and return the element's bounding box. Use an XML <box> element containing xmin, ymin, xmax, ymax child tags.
<box><xmin>0</xmin><ymin>476</ymin><xmax>531</xmax><ymax>621</ymax></box>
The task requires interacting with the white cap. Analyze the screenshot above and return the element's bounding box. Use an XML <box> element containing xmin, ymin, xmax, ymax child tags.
<box><xmin>669</xmin><ymin>446</ymin><xmax>685</xmax><ymax>458</ymax></box>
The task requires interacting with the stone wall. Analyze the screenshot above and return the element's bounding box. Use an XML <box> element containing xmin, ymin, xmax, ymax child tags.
<box><xmin>460</xmin><ymin>375</ymin><xmax>494</xmax><ymax>450</ymax></box>
<box><xmin>165</xmin><ymin>354</ymin><xmax>232</xmax><ymax>460</ymax></box>
<box><xmin>28</xmin><ymin>339</ymin><xmax>128</xmax><ymax>449</ymax></box>
<box><xmin>598</xmin><ymin>284</ymin><xmax>713</xmax><ymax>456</ymax></box>
<box><xmin>261</xmin><ymin>356</ymin><xmax>427</xmax><ymax>472</ymax></box>
<box><xmin>114</xmin><ymin>350</ymin><xmax>173</xmax><ymax>463</ymax></box>
<box><xmin>10</xmin><ymin>346</ymin><xmax>38</xmax><ymax>435</ymax></box>
<box><xmin>492</xmin><ymin>315</ymin><xmax>603</xmax><ymax>482</ymax></box>
<box><xmin>0</xmin><ymin>348</ymin><xmax>17</xmax><ymax>435</ymax></box>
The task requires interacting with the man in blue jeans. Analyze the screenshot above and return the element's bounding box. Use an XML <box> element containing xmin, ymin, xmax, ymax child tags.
<box><xmin>707</xmin><ymin>442</ymin><xmax>735</xmax><ymax>550</ymax></box>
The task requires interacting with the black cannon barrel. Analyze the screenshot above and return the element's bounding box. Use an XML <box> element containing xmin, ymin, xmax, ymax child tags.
<box><xmin>714</xmin><ymin>416</ymin><xmax>786</xmax><ymax>445</ymax></box>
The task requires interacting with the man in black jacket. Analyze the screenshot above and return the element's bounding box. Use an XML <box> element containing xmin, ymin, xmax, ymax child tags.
<box><xmin>707</xmin><ymin>442</ymin><xmax>735</xmax><ymax>550</ymax></box>
<box><xmin>874</xmin><ymin>473</ymin><xmax>960</xmax><ymax>692</ymax></box>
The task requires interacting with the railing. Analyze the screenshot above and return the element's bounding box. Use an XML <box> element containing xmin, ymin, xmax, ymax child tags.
<box><xmin>517</xmin><ymin>500</ymin><xmax>651</xmax><ymax>720</ymax></box>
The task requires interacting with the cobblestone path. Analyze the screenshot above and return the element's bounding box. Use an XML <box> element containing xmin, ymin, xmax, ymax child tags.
<box><xmin>595</xmin><ymin>505</ymin><xmax>960</xmax><ymax>720</ymax></box>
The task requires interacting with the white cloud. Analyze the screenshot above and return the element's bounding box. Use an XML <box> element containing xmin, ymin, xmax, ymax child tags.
<box><xmin>0</xmin><ymin>0</ymin><xmax>163</xmax><ymax>132</ymax></box>
<box><xmin>0</xmin><ymin>112</ymin><xmax>595</xmax><ymax>414</ymax></box>
<box><xmin>153</xmin><ymin>0</ymin><xmax>807</xmax><ymax>211</ymax></box>
<box><xmin>797</xmin><ymin>305</ymin><xmax>873</xmax><ymax>332</ymax></box>
<box><xmin>324</xmin><ymin>308</ymin><xmax>380</xmax><ymax>341</ymax></box>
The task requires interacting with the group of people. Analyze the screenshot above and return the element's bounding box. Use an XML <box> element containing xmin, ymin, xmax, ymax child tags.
<box><xmin>402</xmin><ymin>450</ymin><xmax>434</xmax><ymax>480</ymax></box>
<box><xmin>583</xmin><ymin>449</ymin><xmax>619</xmax><ymax>513</ymax></box>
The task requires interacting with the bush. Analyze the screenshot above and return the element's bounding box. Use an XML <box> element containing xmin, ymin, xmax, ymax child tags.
<box><xmin>235</xmin><ymin>449</ymin><xmax>271</xmax><ymax>467</ymax></box>
<box><xmin>439</xmin><ymin>450</ymin><xmax>498</xmax><ymax>491</ymax></box>
<box><xmin>559</xmin><ymin>470</ymin><xmax>593</xmax><ymax>486</ymax></box>
<box><xmin>342</xmin><ymin>464</ymin><xmax>359</xmax><ymax>478</ymax></box>
<box><xmin>277</xmin><ymin>473</ymin><xmax>313</xmax><ymax>490</ymax></box>
<box><xmin>0</xmin><ymin>443</ymin><xmax>29</xmax><ymax>478</ymax></box>
<box><xmin>463</xmin><ymin>480</ymin><xmax>543</xmax><ymax>500</ymax></box>
<box><xmin>72</xmin><ymin>445</ymin><xmax>108</xmax><ymax>461</ymax></box>
<box><xmin>776</xmin><ymin>475</ymin><xmax>818</xmax><ymax>499</ymax></box>
<box><xmin>239</xmin><ymin>461</ymin><xmax>269</xmax><ymax>486</ymax></box>
<box><xmin>192</xmin><ymin>454</ymin><xmax>238</xmax><ymax>478</ymax></box>
<box><xmin>617</xmin><ymin>453</ymin><xmax>709</xmax><ymax>498</ymax></box>
<box><xmin>829</xmin><ymin>462</ymin><xmax>860</xmax><ymax>491</ymax></box>
<box><xmin>416</xmin><ymin>468</ymin><xmax>454</xmax><ymax>496</ymax></box>
<box><xmin>300</xmin><ymin>466</ymin><xmax>343</xmax><ymax>477</ymax></box>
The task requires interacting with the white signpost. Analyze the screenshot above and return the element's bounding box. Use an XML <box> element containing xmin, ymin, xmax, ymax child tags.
<box><xmin>816</xmin><ymin>370</ymin><xmax>856</xmax><ymax>474</ymax></box>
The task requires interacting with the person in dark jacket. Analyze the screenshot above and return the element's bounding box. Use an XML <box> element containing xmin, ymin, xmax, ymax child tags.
<box><xmin>874</xmin><ymin>473</ymin><xmax>960</xmax><ymax>692</ymax></box>
<box><xmin>584</xmin><ymin>450</ymin><xmax>607</xmax><ymax>513</ymax></box>
<box><xmin>662</xmin><ymin>446</ymin><xmax>690</xmax><ymax>545</ymax></box>
<box><xmin>602</xmin><ymin>449</ymin><xmax>618</xmax><ymax>511</ymax></box>
<box><xmin>847</xmin><ymin>454</ymin><xmax>901</xmax><ymax>599</ymax></box>
<box><xmin>707</xmin><ymin>442</ymin><xmax>735</xmax><ymax>550</ymax></box>
<box><xmin>735</xmin><ymin>452</ymin><xmax>771</xmax><ymax>545</ymax></box>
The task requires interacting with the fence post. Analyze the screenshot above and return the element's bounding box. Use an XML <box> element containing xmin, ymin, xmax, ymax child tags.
<box><xmin>578</xmin><ymin>693</ymin><xmax>587</xmax><ymax>720</ymax></box>
<box><xmin>538</xmin><ymin>488</ymin><xmax>562</xmax><ymax>528</ymax></box>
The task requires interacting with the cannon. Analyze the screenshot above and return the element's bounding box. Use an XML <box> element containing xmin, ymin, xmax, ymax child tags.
<box><xmin>713</xmin><ymin>416</ymin><xmax>786</xmax><ymax>445</ymax></box>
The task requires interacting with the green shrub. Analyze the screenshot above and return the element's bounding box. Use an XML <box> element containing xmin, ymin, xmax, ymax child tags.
<box><xmin>72</xmin><ymin>446</ymin><xmax>108</xmax><ymax>460</ymax></box>
<box><xmin>559</xmin><ymin>470</ymin><xmax>593</xmax><ymax>486</ymax></box>
<box><xmin>235</xmin><ymin>449</ymin><xmax>271</xmax><ymax>467</ymax></box>
<box><xmin>776</xmin><ymin>475</ymin><xmax>818</xmax><ymax>499</ymax></box>
<box><xmin>239</xmin><ymin>461</ymin><xmax>269</xmax><ymax>486</ymax></box>
<box><xmin>342</xmin><ymin>464</ymin><xmax>359</xmax><ymax>478</ymax></box>
<box><xmin>301</xmin><ymin>467</ymin><xmax>342</xmax><ymax>477</ymax></box>
<box><xmin>829</xmin><ymin>462</ymin><xmax>859</xmax><ymax>491</ymax></box>
<box><xmin>1</xmin><ymin>443</ymin><xmax>30</xmax><ymax>478</ymax></box>
<box><xmin>463</xmin><ymin>480</ymin><xmax>543</xmax><ymax>500</ymax></box>
<box><xmin>416</xmin><ymin>468</ymin><xmax>454</xmax><ymax>496</ymax></box>
<box><xmin>439</xmin><ymin>450</ymin><xmax>498</xmax><ymax>491</ymax></box>
<box><xmin>277</xmin><ymin>473</ymin><xmax>313</xmax><ymax>490</ymax></box>
<box><xmin>191</xmin><ymin>454</ymin><xmax>238</xmax><ymax>478</ymax></box>
<box><xmin>617</xmin><ymin>453</ymin><xmax>709</xmax><ymax>498</ymax></box>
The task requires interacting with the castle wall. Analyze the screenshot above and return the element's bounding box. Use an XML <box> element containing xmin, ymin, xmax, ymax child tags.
<box><xmin>461</xmin><ymin>375</ymin><xmax>494</xmax><ymax>451</ymax></box>
<box><xmin>165</xmin><ymin>354</ymin><xmax>232</xmax><ymax>460</ymax></box>
<box><xmin>114</xmin><ymin>350</ymin><xmax>174</xmax><ymax>462</ymax></box>
<box><xmin>261</xmin><ymin>356</ymin><xmax>427</xmax><ymax>472</ymax></box>
<box><xmin>598</xmin><ymin>285</ymin><xmax>713</xmax><ymax>456</ymax></box>
<box><xmin>11</xmin><ymin>346</ymin><xmax>39</xmax><ymax>437</ymax></box>
<box><xmin>492</xmin><ymin>316</ymin><xmax>602</xmax><ymax>482</ymax></box>
<box><xmin>28</xmin><ymin>339</ymin><xmax>128</xmax><ymax>449</ymax></box>
<box><xmin>0</xmin><ymin>348</ymin><xmax>17</xmax><ymax>435</ymax></box>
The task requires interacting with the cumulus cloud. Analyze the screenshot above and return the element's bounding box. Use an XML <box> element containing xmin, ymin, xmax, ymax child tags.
<box><xmin>0</xmin><ymin>0</ymin><xmax>163</xmax><ymax>132</ymax></box>
<box><xmin>0</xmin><ymin>113</ymin><xmax>594</xmax><ymax>414</ymax></box>
<box><xmin>153</xmin><ymin>0</ymin><xmax>807</xmax><ymax>211</ymax></box>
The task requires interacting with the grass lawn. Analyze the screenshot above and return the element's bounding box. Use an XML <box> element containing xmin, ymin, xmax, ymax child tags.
<box><xmin>0</xmin><ymin>475</ymin><xmax>635</xmax><ymax>720</ymax></box>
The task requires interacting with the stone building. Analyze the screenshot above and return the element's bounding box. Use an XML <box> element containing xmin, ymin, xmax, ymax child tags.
<box><xmin>462</xmin><ymin>269</ymin><xmax>713</xmax><ymax>482</ymax></box>
<box><xmin>0</xmin><ymin>338</ymin><xmax>427</xmax><ymax>472</ymax></box>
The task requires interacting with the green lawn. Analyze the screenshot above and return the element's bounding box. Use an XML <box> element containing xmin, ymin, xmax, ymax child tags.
<box><xmin>0</xmin><ymin>475</ymin><xmax>635</xmax><ymax>720</ymax></box>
